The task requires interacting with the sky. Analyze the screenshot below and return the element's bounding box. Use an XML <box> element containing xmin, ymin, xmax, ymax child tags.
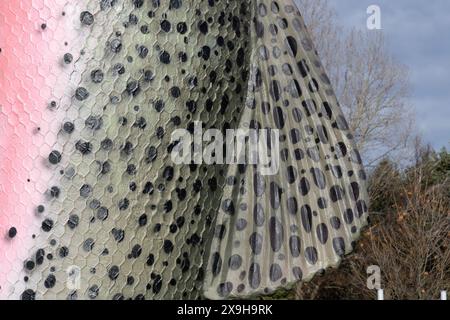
<box><xmin>324</xmin><ymin>0</ymin><xmax>450</xmax><ymax>150</ymax></box>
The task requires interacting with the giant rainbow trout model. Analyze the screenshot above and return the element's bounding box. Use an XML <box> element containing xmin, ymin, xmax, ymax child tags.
<box><xmin>0</xmin><ymin>0</ymin><xmax>369</xmax><ymax>300</ymax></box>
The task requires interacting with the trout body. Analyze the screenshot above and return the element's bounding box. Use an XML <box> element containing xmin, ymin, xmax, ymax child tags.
<box><xmin>0</xmin><ymin>0</ymin><xmax>368</xmax><ymax>300</ymax></box>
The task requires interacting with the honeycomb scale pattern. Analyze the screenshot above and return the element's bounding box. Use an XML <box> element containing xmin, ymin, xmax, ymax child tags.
<box><xmin>0</xmin><ymin>0</ymin><xmax>369</xmax><ymax>300</ymax></box>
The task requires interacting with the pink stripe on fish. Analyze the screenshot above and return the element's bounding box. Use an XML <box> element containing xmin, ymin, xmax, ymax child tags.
<box><xmin>0</xmin><ymin>0</ymin><xmax>83</xmax><ymax>298</ymax></box>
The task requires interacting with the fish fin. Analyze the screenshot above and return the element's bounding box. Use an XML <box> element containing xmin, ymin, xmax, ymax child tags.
<box><xmin>202</xmin><ymin>0</ymin><xmax>369</xmax><ymax>299</ymax></box>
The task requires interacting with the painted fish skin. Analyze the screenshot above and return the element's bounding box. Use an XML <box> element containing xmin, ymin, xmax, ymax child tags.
<box><xmin>0</xmin><ymin>0</ymin><xmax>369</xmax><ymax>300</ymax></box>
<box><xmin>1</xmin><ymin>0</ymin><xmax>251</xmax><ymax>300</ymax></box>
<box><xmin>202</xmin><ymin>0</ymin><xmax>369</xmax><ymax>299</ymax></box>
<box><xmin>0</xmin><ymin>0</ymin><xmax>90</xmax><ymax>300</ymax></box>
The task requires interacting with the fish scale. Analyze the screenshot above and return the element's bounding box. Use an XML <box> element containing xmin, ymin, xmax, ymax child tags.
<box><xmin>0</xmin><ymin>0</ymin><xmax>369</xmax><ymax>300</ymax></box>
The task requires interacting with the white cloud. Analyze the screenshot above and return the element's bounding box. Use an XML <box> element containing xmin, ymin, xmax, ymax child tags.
<box><xmin>327</xmin><ymin>0</ymin><xmax>450</xmax><ymax>149</ymax></box>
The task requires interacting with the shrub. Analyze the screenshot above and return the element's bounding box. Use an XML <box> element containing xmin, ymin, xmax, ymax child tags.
<box><xmin>295</xmin><ymin>151</ymin><xmax>449</xmax><ymax>300</ymax></box>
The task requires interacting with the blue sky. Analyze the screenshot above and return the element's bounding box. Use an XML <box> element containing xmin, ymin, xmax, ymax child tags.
<box><xmin>326</xmin><ymin>0</ymin><xmax>449</xmax><ymax>150</ymax></box>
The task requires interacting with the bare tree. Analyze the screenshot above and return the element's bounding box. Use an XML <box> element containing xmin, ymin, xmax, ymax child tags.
<box><xmin>296</xmin><ymin>0</ymin><xmax>415</xmax><ymax>167</ymax></box>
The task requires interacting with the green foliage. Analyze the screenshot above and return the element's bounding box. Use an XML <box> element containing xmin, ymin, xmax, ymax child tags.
<box><xmin>260</xmin><ymin>287</ymin><xmax>297</xmax><ymax>300</ymax></box>
<box><xmin>427</xmin><ymin>148</ymin><xmax>450</xmax><ymax>186</ymax></box>
<box><xmin>415</xmin><ymin>148</ymin><xmax>450</xmax><ymax>199</ymax></box>
<box><xmin>368</xmin><ymin>159</ymin><xmax>402</xmax><ymax>213</ymax></box>
<box><xmin>369</xmin><ymin>148</ymin><xmax>449</xmax><ymax>214</ymax></box>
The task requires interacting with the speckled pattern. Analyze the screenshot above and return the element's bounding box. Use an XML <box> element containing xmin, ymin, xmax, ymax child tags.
<box><xmin>0</xmin><ymin>0</ymin><xmax>368</xmax><ymax>300</ymax></box>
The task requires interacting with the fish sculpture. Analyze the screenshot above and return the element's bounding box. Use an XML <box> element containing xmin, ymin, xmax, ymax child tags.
<box><xmin>0</xmin><ymin>0</ymin><xmax>369</xmax><ymax>300</ymax></box>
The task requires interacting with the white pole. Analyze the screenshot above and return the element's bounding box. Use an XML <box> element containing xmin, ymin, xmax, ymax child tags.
<box><xmin>377</xmin><ymin>289</ymin><xmax>384</xmax><ymax>300</ymax></box>
<box><xmin>441</xmin><ymin>291</ymin><xmax>447</xmax><ymax>301</ymax></box>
